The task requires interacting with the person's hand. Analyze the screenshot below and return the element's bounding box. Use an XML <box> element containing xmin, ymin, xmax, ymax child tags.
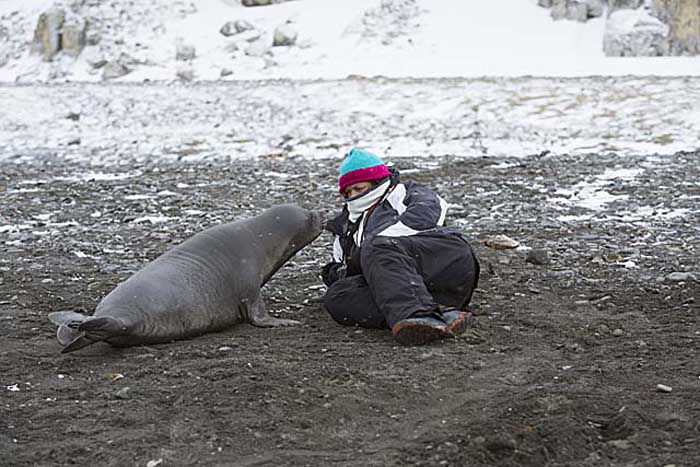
<box><xmin>321</xmin><ymin>262</ymin><xmax>346</xmax><ymax>286</ymax></box>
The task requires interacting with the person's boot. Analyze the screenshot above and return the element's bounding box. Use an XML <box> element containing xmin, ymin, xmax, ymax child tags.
<box><xmin>440</xmin><ymin>307</ymin><xmax>475</xmax><ymax>336</ymax></box>
<box><xmin>391</xmin><ymin>315</ymin><xmax>454</xmax><ymax>346</ymax></box>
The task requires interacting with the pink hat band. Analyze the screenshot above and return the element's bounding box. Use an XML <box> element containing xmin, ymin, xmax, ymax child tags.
<box><xmin>338</xmin><ymin>164</ymin><xmax>391</xmax><ymax>193</ymax></box>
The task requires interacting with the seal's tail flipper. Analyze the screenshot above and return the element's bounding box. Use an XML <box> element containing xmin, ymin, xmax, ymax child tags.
<box><xmin>48</xmin><ymin>311</ymin><xmax>95</xmax><ymax>353</ymax></box>
<box><xmin>48</xmin><ymin>312</ymin><xmax>125</xmax><ymax>354</ymax></box>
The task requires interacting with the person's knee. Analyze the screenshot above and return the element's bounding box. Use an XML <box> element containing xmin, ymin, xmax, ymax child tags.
<box><xmin>360</xmin><ymin>235</ymin><xmax>402</xmax><ymax>268</ymax></box>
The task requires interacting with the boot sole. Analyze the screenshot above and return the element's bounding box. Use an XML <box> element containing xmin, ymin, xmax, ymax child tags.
<box><xmin>392</xmin><ymin>322</ymin><xmax>454</xmax><ymax>346</ymax></box>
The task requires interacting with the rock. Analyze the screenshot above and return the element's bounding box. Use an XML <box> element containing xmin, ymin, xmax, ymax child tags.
<box><xmin>32</xmin><ymin>9</ymin><xmax>65</xmax><ymax>61</ymax></box>
<box><xmin>656</xmin><ymin>383</ymin><xmax>673</xmax><ymax>393</ymax></box>
<box><xmin>612</xmin><ymin>328</ymin><xmax>624</xmax><ymax>336</ymax></box>
<box><xmin>526</xmin><ymin>248</ymin><xmax>550</xmax><ymax>265</ymax></box>
<box><xmin>551</xmin><ymin>1</ymin><xmax>589</xmax><ymax>22</ymax></box>
<box><xmin>114</xmin><ymin>386</ymin><xmax>131</xmax><ymax>399</ymax></box>
<box><xmin>604</xmin><ymin>9</ymin><xmax>669</xmax><ymax>56</ymax></box>
<box><xmin>242</xmin><ymin>0</ymin><xmax>274</xmax><ymax>6</ymax></box>
<box><xmin>234</xmin><ymin>20</ymin><xmax>256</xmax><ymax>33</ymax></box>
<box><xmin>538</xmin><ymin>0</ymin><xmax>553</xmax><ymax>7</ymax></box>
<box><xmin>60</xmin><ymin>16</ymin><xmax>87</xmax><ymax>57</ymax></box>
<box><xmin>484</xmin><ymin>234</ymin><xmax>520</xmax><ymax>250</ymax></box>
<box><xmin>666</xmin><ymin>271</ymin><xmax>696</xmax><ymax>282</ymax></box>
<box><xmin>220</xmin><ymin>21</ymin><xmax>237</xmax><ymax>37</ymax></box>
<box><xmin>220</xmin><ymin>19</ymin><xmax>255</xmax><ymax>36</ymax></box>
<box><xmin>273</xmin><ymin>23</ymin><xmax>298</xmax><ymax>46</ymax></box>
<box><xmin>176</xmin><ymin>67</ymin><xmax>195</xmax><ymax>81</ymax></box>
<box><xmin>220</xmin><ymin>68</ymin><xmax>233</xmax><ymax>77</ymax></box>
<box><xmin>176</xmin><ymin>42</ymin><xmax>196</xmax><ymax>61</ymax></box>
<box><xmin>102</xmin><ymin>60</ymin><xmax>130</xmax><ymax>80</ymax></box>
<box><xmin>585</xmin><ymin>0</ymin><xmax>605</xmax><ymax>18</ymax></box>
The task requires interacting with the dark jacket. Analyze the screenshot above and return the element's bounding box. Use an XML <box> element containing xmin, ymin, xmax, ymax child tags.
<box><xmin>322</xmin><ymin>171</ymin><xmax>453</xmax><ymax>286</ymax></box>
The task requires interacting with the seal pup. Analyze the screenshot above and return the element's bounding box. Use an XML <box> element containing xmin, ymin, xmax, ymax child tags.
<box><xmin>48</xmin><ymin>204</ymin><xmax>323</xmax><ymax>353</ymax></box>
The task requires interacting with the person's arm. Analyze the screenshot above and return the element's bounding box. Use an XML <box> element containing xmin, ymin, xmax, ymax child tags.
<box><xmin>378</xmin><ymin>182</ymin><xmax>448</xmax><ymax>237</ymax></box>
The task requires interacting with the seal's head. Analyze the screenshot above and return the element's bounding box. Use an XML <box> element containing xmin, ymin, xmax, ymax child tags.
<box><xmin>338</xmin><ymin>148</ymin><xmax>390</xmax><ymax>199</ymax></box>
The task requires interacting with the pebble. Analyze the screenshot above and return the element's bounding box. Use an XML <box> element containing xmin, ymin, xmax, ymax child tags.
<box><xmin>484</xmin><ymin>234</ymin><xmax>519</xmax><ymax>250</ymax></box>
<box><xmin>656</xmin><ymin>384</ymin><xmax>672</xmax><ymax>393</ymax></box>
<box><xmin>115</xmin><ymin>387</ymin><xmax>131</xmax><ymax>399</ymax></box>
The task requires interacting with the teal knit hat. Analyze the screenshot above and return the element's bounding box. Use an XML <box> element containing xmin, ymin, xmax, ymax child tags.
<box><xmin>338</xmin><ymin>148</ymin><xmax>390</xmax><ymax>193</ymax></box>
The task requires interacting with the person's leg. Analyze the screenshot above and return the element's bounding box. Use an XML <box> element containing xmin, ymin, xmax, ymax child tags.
<box><xmin>359</xmin><ymin>236</ymin><xmax>438</xmax><ymax>328</ymax></box>
<box><xmin>411</xmin><ymin>232</ymin><xmax>480</xmax><ymax>310</ymax></box>
<box><xmin>322</xmin><ymin>275</ymin><xmax>388</xmax><ymax>329</ymax></box>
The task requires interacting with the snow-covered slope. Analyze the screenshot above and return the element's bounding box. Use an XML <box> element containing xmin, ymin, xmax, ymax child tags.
<box><xmin>0</xmin><ymin>0</ymin><xmax>699</xmax><ymax>82</ymax></box>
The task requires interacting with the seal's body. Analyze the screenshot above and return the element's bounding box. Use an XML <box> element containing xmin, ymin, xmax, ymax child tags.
<box><xmin>49</xmin><ymin>204</ymin><xmax>323</xmax><ymax>353</ymax></box>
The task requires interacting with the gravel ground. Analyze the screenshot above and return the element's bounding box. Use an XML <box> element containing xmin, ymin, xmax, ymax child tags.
<box><xmin>1</xmin><ymin>81</ymin><xmax>700</xmax><ymax>466</ymax></box>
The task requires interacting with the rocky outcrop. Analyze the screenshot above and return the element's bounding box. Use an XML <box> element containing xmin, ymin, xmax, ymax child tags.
<box><xmin>31</xmin><ymin>8</ymin><xmax>86</xmax><ymax>61</ymax></box>
<box><xmin>31</xmin><ymin>9</ymin><xmax>65</xmax><ymax>61</ymax></box>
<box><xmin>60</xmin><ymin>16</ymin><xmax>87</xmax><ymax>57</ymax></box>
<box><xmin>654</xmin><ymin>0</ymin><xmax>700</xmax><ymax>55</ymax></box>
<box><xmin>538</xmin><ymin>0</ymin><xmax>700</xmax><ymax>56</ymax></box>
<box><xmin>604</xmin><ymin>8</ymin><xmax>669</xmax><ymax>56</ymax></box>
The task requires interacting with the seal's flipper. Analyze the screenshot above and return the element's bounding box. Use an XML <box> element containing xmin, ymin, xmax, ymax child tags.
<box><xmin>247</xmin><ymin>292</ymin><xmax>300</xmax><ymax>328</ymax></box>
<box><xmin>48</xmin><ymin>311</ymin><xmax>88</xmax><ymax>327</ymax></box>
<box><xmin>79</xmin><ymin>317</ymin><xmax>127</xmax><ymax>340</ymax></box>
<box><xmin>60</xmin><ymin>318</ymin><xmax>126</xmax><ymax>353</ymax></box>
<box><xmin>48</xmin><ymin>312</ymin><xmax>126</xmax><ymax>353</ymax></box>
<box><xmin>61</xmin><ymin>332</ymin><xmax>97</xmax><ymax>354</ymax></box>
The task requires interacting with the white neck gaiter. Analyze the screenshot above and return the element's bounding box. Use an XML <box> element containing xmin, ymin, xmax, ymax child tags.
<box><xmin>346</xmin><ymin>179</ymin><xmax>392</xmax><ymax>223</ymax></box>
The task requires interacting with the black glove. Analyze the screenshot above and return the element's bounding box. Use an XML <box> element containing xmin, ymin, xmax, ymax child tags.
<box><xmin>321</xmin><ymin>262</ymin><xmax>347</xmax><ymax>286</ymax></box>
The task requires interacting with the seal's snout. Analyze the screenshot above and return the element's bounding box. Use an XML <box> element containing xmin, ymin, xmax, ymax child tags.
<box><xmin>310</xmin><ymin>209</ymin><xmax>326</xmax><ymax>235</ymax></box>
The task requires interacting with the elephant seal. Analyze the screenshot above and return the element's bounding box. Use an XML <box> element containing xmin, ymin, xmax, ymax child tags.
<box><xmin>48</xmin><ymin>204</ymin><xmax>323</xmax><ymax>353</ymax></box>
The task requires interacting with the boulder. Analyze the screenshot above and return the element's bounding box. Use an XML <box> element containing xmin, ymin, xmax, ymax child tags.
<box><xmin>585</xmin><ymin>0</ymin><xmax>605</xmax><ymax>18</ymax></box>
<box><xmin>176</xmin><ymin>67</ymin><xmax>195</xmax><ymax>81</ymax></box>
<box><xmin>551</xmin><ymin>0</ymin><xmax>589</xmax><ymax>22</ymax></box>
<box><xmin>60</xmin><ymin>16</ymin><xmax>86</xmax><ymax>57</ymax></box>
<box><xmin>273</xmin><ymin>23</ymin><xmax>297</xmax><ymax>46</ymax></box>
<box><xmin>220</xmin><ymin>21</ymin><xmax>237</xmax><ymax>37</ymax></box>
<box><xmin>234</xmin><ymin>19</ymin><xmax>256</xmax><ymax>33</ymax></box>
<box><xmin>102</xmin><ymin>60</ymin><xmax>130</xmax><ymax>80</ymax></box>
<box><xmin>604</xmin><ymin>8</ymin><xmax>669</xmax><ymax>56</ymax></box>
<box><xmin>32</xmin><ymin>9</ymin><xmax>65</xmax><ymax>61</ymax></box>
<box><xmin>220</xmin><ymin>19</ymin><xmax>255</xmax><ymax>36</ymax></box>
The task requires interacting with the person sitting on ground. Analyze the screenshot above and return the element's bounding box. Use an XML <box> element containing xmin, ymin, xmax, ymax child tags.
<box><xmin>321</xmin><ymin>147</ymin><xmax>480</xmax><ymax>345</ymax></box>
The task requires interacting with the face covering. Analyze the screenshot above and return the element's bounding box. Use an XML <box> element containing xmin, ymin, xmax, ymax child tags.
<box><xmin>346</xmin><ymin>179</ymin><xmax>392</xmax><ymax>223</ymax></box>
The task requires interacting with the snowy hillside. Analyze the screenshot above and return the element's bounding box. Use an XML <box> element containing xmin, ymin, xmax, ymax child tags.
<box><xmin>1</xmin><ymin>0</ymin><xmax>699</xmax><ymax>83</ymax></box>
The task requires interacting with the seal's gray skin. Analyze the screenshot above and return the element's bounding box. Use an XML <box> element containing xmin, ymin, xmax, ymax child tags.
<box><xmin>48</xmin><ymin>204</ymin><xmax>323</xmax><ymax>353</ymax></box>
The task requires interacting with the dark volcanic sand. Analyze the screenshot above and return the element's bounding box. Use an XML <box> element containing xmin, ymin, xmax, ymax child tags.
<box><xmin>1</xmin><ymin>151</ymin><xmax>699</xmax><ymax>466</ymax></box>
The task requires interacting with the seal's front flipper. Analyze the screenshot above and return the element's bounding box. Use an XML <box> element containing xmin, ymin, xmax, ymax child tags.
<box><xmin>247</xmin><ymin>293</ymin><xmax>300</xmax><ymax>328</ymax></box>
